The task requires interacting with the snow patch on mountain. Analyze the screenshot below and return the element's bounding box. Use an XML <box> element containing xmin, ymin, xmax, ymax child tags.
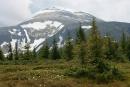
<box><xmin>30</xmin><ymin>38</ymin><xmax>45</xmax><ymax>50</ymax></box>
<box><xmin>8</xmin><ymin>29</ymin><xmax>22</xmax><ymax>36</ymax></box>
<box><xmin>57</xmin><ymin>35</ymin><xmax>63</xmax><ymax>48</ymax></box>
<box><xmin>18</xmin><ymin>32</ymin><xmax>22</xmax><ymax>36</ymax></box>
<box><xmin>9</xmin><ymin>30</ymin><xmax>16</xmax><ymax>35</ymax></box>
<box><xmin>48</xmin><ymin>24</ymin><xmax>64</xmax><ymax>37</ymax></box>
<box><xmin>19</xmin><ymin>38</ymin><xmax>26</xmax><ymax>50</ymax></box>
<box><xmin>24</xmin><ymin>29</ymin><xmax>30</xmax><ymax>43</ymax></box>
<box><xmin>21</xmin><ymin>21</ymin><xmax>63</xmax><ymax>31</ymax></box>
<box><xmin>1</xmin><ymin>42</ymin><xmax>8</xmax><ymax>47</ymax></box>
<box><xmin>10</xmin><ymin>39</ymin><xmax>17</xmax><ymax>50</ymax></box>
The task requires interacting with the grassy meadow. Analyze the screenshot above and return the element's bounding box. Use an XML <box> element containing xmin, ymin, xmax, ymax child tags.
<box><xmin>0</xmin><ymin>59</ymin><xmax>130</xmax><ymax>87</ymax></box>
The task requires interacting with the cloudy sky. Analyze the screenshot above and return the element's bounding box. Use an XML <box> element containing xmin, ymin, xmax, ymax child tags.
<box><xmin>0</xmin><ymin>0</ymin><xmax>130</xmax><ymax>27</ymax></box>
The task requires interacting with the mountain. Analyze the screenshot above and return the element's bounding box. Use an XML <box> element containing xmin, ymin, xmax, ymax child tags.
<box><xmin>0</xmin><ymin>8</ymin><xmax>130</xmax><ymax>55</ymax></box>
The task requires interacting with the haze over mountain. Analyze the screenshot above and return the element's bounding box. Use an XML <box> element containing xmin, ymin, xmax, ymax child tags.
<box><xmin>0</xmin><ymin>8</ymin><xmax>130</xmax><ymax>55</ymax></box>
<box><xmin>1</xmin><ymin>0</ymin><xmax>130</xmax><ymax>27</ymax></box>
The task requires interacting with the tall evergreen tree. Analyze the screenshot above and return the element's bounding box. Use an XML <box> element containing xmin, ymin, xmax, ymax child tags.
<box><xmin>102</xmin><ymin>35</ymin><xmax>114</xmax><ymax>60</ymax></box>
<box><xmin>24</xmin><ymin>43</ymin><xmax>30</xmax><ymax>60</ymax></box>
<box><xmin>0</xmin><ymin>47</ymin><xmax>4</xmax><ymax>60</ymax></box>
<box><xmin>14</xmin><ymin>41</ymin><xmax>19</xmax><ymax>60</ymax></box>
<box><xmin>112</xmin><ymin>40</ymin><xmax>120</xmax><ymax>60</ymax></box>
<box><xmin>78</xmin><ymin>43</ymin><xmax>86</xmax><ymax>64</ymax></box>
<box><xmin>87</xmin><ymin>18</ymin><xmax>102</xmax><ymax>63</ymax></box>
<box><xmin>126</xmin><ymin>38</ymin><xmax>130</xmax><ymax>60</ymax></box>
<box><xmin>64</xmin><ymin>34</ymin><xmax>73</xmax><ymax>60</ymax></box>
<box><xmin>76</xmin><ymin>23</ymin><xmax>86</xmax><ymax>43</ymax></box>
<box><xmin>120</xmin><ymin>32</ymin><xmax>127</xmax><ymax>54</ymax></box>
<box><xmin>41</xmin><ymin>41</ymin><xmax>49</xmax><ymax>59</ymax></box>
<box><xmin>51</xmin><ymin>38</ymin><xmax>60</xmax><ymax>60</ymax></box>
<box><xmin>33</xmin><ymin>47</ymin><xmax>37</xmax><ymax>59</ymax></box>
<box><xmin>8</xmin><ymin>42</ymin><xmax>13</xmax><ymax>60</ymax></box>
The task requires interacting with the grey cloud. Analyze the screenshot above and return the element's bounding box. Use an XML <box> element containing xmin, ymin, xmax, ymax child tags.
<box><xmin>0</xmin><ymin>0</ymin><xmax>32</xmax><ymax>26</ymax></box>
<box><xmin>0</xmin><ymin>0</ymin><xmax>130</xmax><ymax>27</ymax></box>
<box><xmin>53</xmin><ymin>0</ymin><xmax>130</xmax><ymax>22</ymax></box>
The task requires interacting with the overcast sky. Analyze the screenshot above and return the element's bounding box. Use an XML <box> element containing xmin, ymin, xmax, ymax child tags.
<box><xmin>0</xmin><ymin>0</ymin><xmax>130</xmax><ymax>27</ymax></box>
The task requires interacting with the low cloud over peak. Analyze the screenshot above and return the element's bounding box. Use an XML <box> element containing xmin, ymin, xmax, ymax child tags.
<box><xmin>0</xmin><ymin>0</ymin><xmax>130</xmax><ymax>27</ymax></box>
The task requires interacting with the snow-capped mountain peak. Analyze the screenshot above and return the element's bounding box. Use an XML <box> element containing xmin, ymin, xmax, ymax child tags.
<box><xmin>0</xmin><ymin>8</ymin><xmax>130</xmax><ymax>55</ymax></box>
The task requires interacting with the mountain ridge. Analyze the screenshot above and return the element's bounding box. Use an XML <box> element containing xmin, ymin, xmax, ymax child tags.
<box><xmin>0</xmin><ymin>8</ymin><xmax>130</xmax><ymax>55</ymax></box>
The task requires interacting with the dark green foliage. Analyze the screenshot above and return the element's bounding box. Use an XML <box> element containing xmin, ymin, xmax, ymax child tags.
<box><xmin>18</xmin><ymin>52</ymin><xmax>24</xmax><ymax>60</ymax></box>
<box><xmin>111</xmin><ymin>67</ymin><xmax>124</xmax><ymax>80</ymax></box>
<box><xmin>8</xmin><ymin>42</ymin><xmax>13</xmax><ymax>60</ymax></box>
<box><xmin>0</xmin><ymin>48</ymin><xmax>4</xmax><ymax>60</ymax></box>
<box><xmin>95</xmin><ymin>59</ymin><xmax>110</xmax><ymax>73</ymax></box>
<box><xmin>64</xmin><ymin>34</ymin><xmax>73</xmax><ymax>60</ymax></box>
<box><xmin>41</xmin><ymin>42</ymin><xmax>49</xmax><ymax>59</ymax></box>
<box><xmin>14</xmin><ymin>41</ymin><xmax>19</xmax><ymax>60</ymax></box>
<box><xmin>65</xmin><ymin>67</ymin><xmax>88</xmax><ymax>78</ymax></box>
<box><xmin>65</xmin><ymin>63</ymin><xmax>123</xmax><ymax>83</ymax></box>
<box><xmin>75</xmin><ymin>23</ymin><xmax>87</xmax><ymax>64</ymax></box>
<box><xmin>87</xmin><ymin>18</ymin><xmax>102</xmax><ymax>63</ymax></box>
<box><xmin>120</xmin><ymin>32</ymin><xmax>127</xmax><ymax>53</ymax></box>
<box><xmin>95</xmin><ymin>67</ymin><xmax>123</xmax><ymax>83</ymax></box>
<box><xmin>59</xmin><ymin>47</ymin><xmax>64</xmax><ymax>59</ymax></box>
<box><xmin>76</xmin><ymin>23</ymin><xmax>86</xmax><ymax>43</ymax></box>
<box><xmin>102</xmin><ymin>35</ymin><xmax>117</xmax><ymax>60</ymax></box>
<box><xmin>51</xmin><ymin>38</ymin><xmax>60</xmax><ymax>59</ymax></box>
<box><xmin>126</xmin><ymin>38</ymin><xmax>130</xmax><ymax>60</ymax></box>
<box><xmin>33</xmin><ymin>47</ymin><xmax>37</xmax><ymax>59</ymax></box>
<box><xmin>24</xmin><ymin>43</ymin><xmax>30</xmax><ymax>60</ymax></box>
<box><xmin>66</xmin><ymin>18</ymin><xmax>124</xmax><ymax>83</ymax></box>
<box><xmin>78</xmin><ymin>43</ymin><xmax>86</xmax><ymax>65</ymax></box>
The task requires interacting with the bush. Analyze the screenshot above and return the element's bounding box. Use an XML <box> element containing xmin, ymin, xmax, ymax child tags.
<box><xmin>0</xmin><ymin>60</ymin><xmax>39</xmax><ymax>65</ymax></box>
<box><xmin>96</xmin><ymin>72</ymin><xmax>113</xmax><ymax>83</ymax></box>
<box><xmin>65</xmin><ymin>64</ymin><xmax>124</xmax><ymax>83</ymax></box>
<box><xmin>95</xmin><ymin>60</ymin><xmax>111</xmax><ymax>73</ymax></box>
<box><xmin>111</xmin><ymin>67</ymin><xmax>124</xmax><ymax>80</ymax></box>
<box><xmin>65</xmin><ymin>67</ymin><xmax>89</xmax><ymax>78</ymax></box>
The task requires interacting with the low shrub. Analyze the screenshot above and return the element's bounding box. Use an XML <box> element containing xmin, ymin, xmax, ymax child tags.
<box><xmin>65</xmin><ymin>62</ymin><xmax>124</xmax><ymax>83</ymax></box>
<box><xmin>65</xmin><ymin>67</ymin><xmax>89</xmax><ymax>78</ymax></box>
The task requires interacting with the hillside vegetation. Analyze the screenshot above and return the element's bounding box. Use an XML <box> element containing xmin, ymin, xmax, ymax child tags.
<box><xmin>0</xmin><ymin>19</ymin><xmax>130</xmax><ymax>87</ymax></box>
<box><xmin>0</xmin><ymin>60</ymin><xmax>130</xmax><ymax>87</ymax></box>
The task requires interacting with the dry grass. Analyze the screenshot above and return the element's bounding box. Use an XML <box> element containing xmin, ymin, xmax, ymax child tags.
<box><xmin>0</xmin><ymin>60</ymin><xmax>130</xmax><ymax>87</ymax></box>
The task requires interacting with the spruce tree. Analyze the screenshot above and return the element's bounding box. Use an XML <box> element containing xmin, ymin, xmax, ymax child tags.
<box><xmin>59</xmin><ymin>47</ymin><xmax>64</xmax><ymax>58</ymax></box>
<box><xmin>64</xmin><ymin>34</ymin><xmax>73</xmax><ymax>60</ymax></box>
<box><xmin>87</xmin><ymin>18</ymin><xmax>102</xmax><ymax>64</ymax></box>
<box><xmin>78</xmin><ymin>43</ymin><xmax>86</xmax><ymax>64</ymax></box>
<box><xmin>8</xmin><ymin>42</ymin><xmax>13</xmax><ymax>60</ymax></box>
<box><xmin>75</xmin><ymin>23</ymin><xmax>87</xmax><ymax>64</ymax></box>
<box><xmin>33</xmin><ymin>47</ymin><xmax>37</xmax><ymax>59</ymax></box>
<box><xmin>14</xmin><ymin>41</ymin><xmax>19</xmax><ymax>60</ymax></box>
<box><xmin>102</xmin><ymin>35</ymin><xmax>114</xmax><ymax>60</ymax></box>
<box><xmin>41</xmin><ymin>42</ymin><xmax>49</xmax><ymax>59</ymax></box>
<box><xmin>112</xmin><ymin>40</ymin><xmax>120</xmax><ymax>60</ymax></box>
<box><xmin>0</xmin><ymin>47</ymin><xmax>4</xmax><ymax>60</ymax></box>
<box><xmin>126</xmin><ymin>38</ymin><xmax>130</xmax><ymax>60</ymax></box>
<box><xmin>24</xmin><ymin>43</ymin><xmax>30</xmax><ymax>60</ymax></box>
<box><xmin>51</xmin><ymin>38</ymin><xmax>60</xmax><ymax>60</ymax></box>
<box><xmin>76</xmin><ymin>23</ymin><xmax>86</xmax><ymax>43</ymax></box>
<box><xmin>120</xmin><ymin>32</ymin><xmax>127</xmax><ymax>54</ymax></box>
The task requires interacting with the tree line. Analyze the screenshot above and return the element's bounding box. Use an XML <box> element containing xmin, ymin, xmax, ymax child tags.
<box><xmin>0</xmin><ymin>18</ymin><xmax>130</xmax><ymax>64</ymax></box>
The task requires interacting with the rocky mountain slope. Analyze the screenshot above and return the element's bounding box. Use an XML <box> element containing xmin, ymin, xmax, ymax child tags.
<box><xmin>0</xmin><ymin>8</ymin><xmax>130</xmax><ymax>55</ymax></box>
